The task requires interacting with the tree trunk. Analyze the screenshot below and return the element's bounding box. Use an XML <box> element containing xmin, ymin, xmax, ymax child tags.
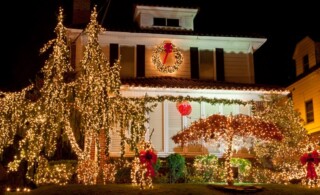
<box><xmin>225</xmin><ymin>135</ymin><xmax>234</xmax><ymax>185</ymax></box>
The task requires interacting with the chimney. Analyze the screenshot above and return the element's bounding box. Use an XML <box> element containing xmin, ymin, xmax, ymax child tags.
<box><xmin>72</xmin><ymin>0</ymin><xmax>90</xmax><ymax>25</ymax></box>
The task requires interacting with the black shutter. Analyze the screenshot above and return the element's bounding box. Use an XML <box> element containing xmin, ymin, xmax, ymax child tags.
<box><xmin>136</xmin><ymin>45</ymin><xmax>145</xmax><ymax>77</ymax></box>
<box><xmin>190</xmin><ymin>47</ymin><xmax>199</xmax><ymax>79</ymax></box>
<box><xmin>70</xmin><ymin>43</ymin><xmax>76</xmax><ymax>69</ymax></box>
<box><xmin>110</xmin><ymin>43</ymin><xmax>119</xmax><ymax>66</ymax></box>
<box><xmin>216</xmin><ymin>48</ymin><xmax>225</xmax><ymax>81</ymax></box>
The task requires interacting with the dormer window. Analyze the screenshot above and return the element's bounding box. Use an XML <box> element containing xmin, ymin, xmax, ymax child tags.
<box><xmin>153</xmin><ymin>18</ymin><xmax>180</xmax><ymax>27</ymax></box>
<box><xmin>303</xmin><ymin>55</ymin><xmax>309</xmax><ymax>73</ymax></box>
<box><xmin>134</xmin><ymin>5</ymin><xmax>198</xmax><ymax>31</ymax></box>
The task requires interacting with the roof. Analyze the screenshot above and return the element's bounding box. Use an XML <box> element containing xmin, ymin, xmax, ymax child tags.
<box><xmin>93</xmin><ymin>0</ymin><xmax>265</xmax><ymax>39</ymax></box>
<box><xmin>121</xmin><ymin>77</ymin><xmax>288</xmax><ymax>92</ymax></box>
<box><xmin>288</xmin><ymin>64</ymin><xmax>320</xmax><ymax>85</ymax></box>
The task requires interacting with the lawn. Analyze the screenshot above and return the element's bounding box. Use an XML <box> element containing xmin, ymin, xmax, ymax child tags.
<box><xmin>3</xmin><ymin>183</ymin><xmax>320</xmax><ymax>195</ymax></box>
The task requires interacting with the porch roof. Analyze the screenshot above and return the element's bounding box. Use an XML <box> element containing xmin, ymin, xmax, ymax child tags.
<box><xmin>121</xmin><ymin>77</ymin><xmax>289</xmax><ymax>93</ymax></box>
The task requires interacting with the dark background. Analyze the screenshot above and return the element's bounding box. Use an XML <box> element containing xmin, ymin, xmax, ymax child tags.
<box><xmin>1</xmin><ymin>0</ymin><xmax>319</xmax><ymax>91</ymax></box>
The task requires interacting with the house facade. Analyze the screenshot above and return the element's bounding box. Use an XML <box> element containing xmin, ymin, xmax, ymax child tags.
<box><xmin>287</xmin><ymin>36</ymin><xmax>320</xmax><ymax>140</ymax></box>
<box><xmin>67</xmin><ymin>2</ymin><xmax>288</xmax><ymax>157</ymax></box>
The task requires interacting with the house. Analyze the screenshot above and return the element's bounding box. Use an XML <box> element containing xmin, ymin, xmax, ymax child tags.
<box><xmin>67</xmin><ymin>0</ymin><xmax>289</xmax><ymax>158</ymax></box>
<box><xmin>287</xmin><ymin>36</ymin><xmax>320</xmax><ymax>141</ymax></box>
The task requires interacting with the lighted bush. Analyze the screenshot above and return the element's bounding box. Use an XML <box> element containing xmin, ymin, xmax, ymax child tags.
<box><xmin>115</xmin><ymin>160</ymin><xmax>132</xmax><ymax>184</ymax></box>
<box><xmin>102</xmin><ymin>163</ymin><xmax>116</xmax><ymax>183</ymax></box>
<box><xmin>230</xmin><ymin>158</ymin><xmax>252</xmax><ymax>182</ymax></box>
<box><xmin>192</xmin><ymin>154</ymin><xmax>219</xmax><ymax>182</ymax></box>
<box><xmin>34</xmin><ymin>157</ymin><xmax>76</xmax><ymax>185</ymax></box>
<box><xmin>153</xmin><ymin>158</ymin><xmax>169</xmax><ymax>183</ymax></box>
<box><xmin>167</xmin><ymin>153</ymin><xmax>186</xmax><ymax>183</ymax></box>
<box><xmin>76</xmin><ymin>159</ymin><xmax>99</xmax><ymax>185</ymax></box>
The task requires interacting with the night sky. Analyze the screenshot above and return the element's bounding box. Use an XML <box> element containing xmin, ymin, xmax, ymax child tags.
<box><xmin>1</xmin><ymin>0</ymin><xmax>319</xmax><ymax>91</ymax></box>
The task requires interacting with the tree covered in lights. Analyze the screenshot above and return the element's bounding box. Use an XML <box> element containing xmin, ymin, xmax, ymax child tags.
<box><xmin>60</xmin><ymin>6</ymin><xmax>155</xmax><ymax>184</ymax></box>
<box><xmin>172</xmin><ymin>113</ymin><xmax>283</xmax><ymax>185</ymax></box>
<box><xmin>6</xmin><ymin>7</ymin><xmax>76</xmax><ymax>180</ymax></box>
<box><xmin>1</xmin><ymin>6</ymin><xmax>155</xmax><ymax>185</ymax></box>
<box><xmin>253</xmin><ymin>94</ymin><xmax>316</xmax><ymax>183</ymax></box>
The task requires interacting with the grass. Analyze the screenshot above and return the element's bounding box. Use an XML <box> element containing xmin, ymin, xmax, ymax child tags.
<box><xmin>3</xmin><ymin>183</ymin><xmax>320</xmax><ymax>195</ymax></box>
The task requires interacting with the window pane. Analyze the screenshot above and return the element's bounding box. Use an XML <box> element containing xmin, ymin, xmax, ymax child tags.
<box><xmin>303</xmin><ymin>55</ymin><xmax>309</xmax><ymax>72</ymax></box>
<box><xmin>305</xmin><ymin>100</ymin><xmax>314</xmax><ymax>123</ymax></box>
<box><xmin>153</xmin><ymin>18</ymin><xmax>166</xmax><ymax>26</ymax></box>
<box><xmin>167</xmin><ymin>19</ymin><xmax>179</xmax><ymax>27</ymax></box>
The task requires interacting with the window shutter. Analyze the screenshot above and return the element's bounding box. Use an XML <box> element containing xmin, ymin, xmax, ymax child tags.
<box><xmin>136</xmin><ymin>45</ymin><xmax>145</xmax><ymax>77</ymax></box>
<box><xmin>110</xmin><ymin>43</ymin><xmax>119</xmax><ymax>66</ymax></box>
<box><xmin>190</xmin><ymin>47</ymin><xmax>199</xmax><ymax>79</ymax></box>
<box><xmin>216</xmin><ymin>48</ymin><xmax>225</xmax><ymax>81</ymax></box>
<box><xmin>70</xmin><ymin>43</ymin><xmax>76</xmax><ymax>69</ymax></box>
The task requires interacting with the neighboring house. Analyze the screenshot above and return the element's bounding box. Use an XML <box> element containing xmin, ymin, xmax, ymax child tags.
<box><xmin>287</xmin><ymin>36</ymin><xmax>320</xmax><ymax>141</ymax></box>
<box><xmin>67</xmin><ymin>1</ymin><xmax>288</xmax><ymax>157</ymax></box>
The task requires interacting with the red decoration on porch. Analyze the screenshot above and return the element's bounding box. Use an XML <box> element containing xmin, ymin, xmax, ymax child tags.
<box><xmin>300</xmin><ymin>147</ymin><xmax>319</xmax><ymax>180</ymax></box>
<box><xmin>139</xmin><ymin>149</ymin><xmax>157</xmax><ymax>177</ymax></box>
<box><xmin>176</xmin><ymin>101</ymin><xmax>192</xmax><ymax>116</ymax></box>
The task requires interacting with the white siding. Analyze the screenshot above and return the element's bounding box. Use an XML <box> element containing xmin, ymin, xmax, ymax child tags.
<box><xmin>187</xmin><ymin>101</ymin><xmax>201</xmax><ymax>127</ymax></box>
<box><xmin>204</xmin><ymin>103</ymin><xmax>220</xmax><ymax>117</ymax></box>
<box><xmin>167</xmin><ymin>101</ymin><xmax>184</xmax><ymax>153</ymax></box>
<box><xmin>149</xmin><ymin>103</ymin><xmax>164</xmax><ymax>152</ymax></box>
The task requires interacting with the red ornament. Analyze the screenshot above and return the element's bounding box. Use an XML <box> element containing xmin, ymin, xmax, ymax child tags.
<box><xmin>176</xmin><ymin>101</ymin><xmax>192</xmax><ymax>116</ymax></box>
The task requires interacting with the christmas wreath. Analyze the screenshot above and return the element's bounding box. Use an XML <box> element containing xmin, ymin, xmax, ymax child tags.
<box><xmin>152</xmin><ymin>42</ymin><xmax>183</xmax><ymax>73</ymax></box>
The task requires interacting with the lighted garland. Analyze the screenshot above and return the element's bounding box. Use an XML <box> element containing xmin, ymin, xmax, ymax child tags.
<box><xmin>152</xmin><ymin>42</ymin><xmax>183</xmax><ymax>73</ymax></box>
<box><xmin>129</xmin><ymin>95</ymin><xmax>249</xmax><ymax>106</ymax></box>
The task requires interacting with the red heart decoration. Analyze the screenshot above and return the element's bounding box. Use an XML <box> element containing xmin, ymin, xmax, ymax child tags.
<box><xmin>177</xmin><ymin>101</ymin><xmax>192</xmax><ymax>116</ymax></box>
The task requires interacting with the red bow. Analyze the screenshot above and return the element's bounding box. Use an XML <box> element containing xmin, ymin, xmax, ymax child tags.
<box><xmin>300</xmin><ymin>150</ymin><xmax>319</xmax><ymax>180</ymax></box>
<box><xmin>139</xmin><ymin>150</ymin><xmax>157</xmax><ymax>177</ymax></box>
<box><xmin>163</xmin><ymin>43</ymin><xmax>173</xmax><ymax>64</ymax></box>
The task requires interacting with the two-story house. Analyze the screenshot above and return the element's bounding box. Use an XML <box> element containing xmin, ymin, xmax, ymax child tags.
<box><xmin>67</xmin><ymin>0</ymin><xmax>289</xmax><ymax>157</ymax></box>
<box><xmin>287</xmin><ymin>36</ymin><xmax>320</xmax><ymax>142</ymax></box>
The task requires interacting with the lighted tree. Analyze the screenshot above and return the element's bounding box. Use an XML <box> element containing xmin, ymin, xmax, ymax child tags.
<box><xmin>3</xmin><ymin>6</ymin><xmax>154</xmax><ymax>185</ymax></box>
<box><xmin>0</xmin><ymin>87</ymin><xmax>32</xmax><ymax>155</ymax></box>
<box><xmin>7</xmin><ymin>7</ymin><xmax>75</xmax><ymax>181</ymax></box>
<box><xmin>253</xmin><ymin>94</ymin><xmax>315</xmax><ymax>183</ymax></box>
<box><xmin>172</xmin><ymin>113</ymin><xmax>283</xmax><ymax>185</ymax></box>
<box><xmin>69</xmin><ymin>6</ymin><xmax>155</xmax><ymax>184</ymax></box>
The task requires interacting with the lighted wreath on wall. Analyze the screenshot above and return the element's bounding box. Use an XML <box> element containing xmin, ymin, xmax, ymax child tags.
<box><xmin>151</xmin><ymin>41</ymin><xmax>183</xmax><ymax>73</ymax></box>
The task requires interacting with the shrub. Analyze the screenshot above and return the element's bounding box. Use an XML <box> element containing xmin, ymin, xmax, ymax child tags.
<box><xmin>35</xmin><ymin>158</ymin><xmax>76</xmax><ymax>185</ymax></box>
<box><xmin>230</xmin><ymin>158</ymin><xmax>252</xmax><ymax>182</ymax></box>
<box><xmin>167</xmin><ymin>154</ymin><xmax>186</xmax><ymax>183</ymax></box>
<box><xmin>114</xmin><ymin>160</ymin><xmax>132</xmax><ymax>184</ymax></box>
<box><xmin>192</xmin><ymin>154</ymin><xmax>218</xmax><ymax>182</ymax></box>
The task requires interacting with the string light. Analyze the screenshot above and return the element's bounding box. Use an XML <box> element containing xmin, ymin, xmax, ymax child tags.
<box><xmin>172</xmin><ymin>113</ymin><xmax>283</xmax><ymax>185</ymax></box>
<box><xmin>152</xmin><ymin>41</ymin><xmax>183</xmax><ymax>73</ymax></box>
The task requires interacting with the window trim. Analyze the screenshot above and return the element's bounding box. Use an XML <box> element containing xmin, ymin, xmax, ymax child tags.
<box><xmin>303</xmin><ymin>55</ymin><xmax>309</xmax><ymax>73</ymax></box>
<box><xmin>305</xmin><ymin>99</ymin><xmax>314</xmax><ymax>123</ymax></box>
<box><xmin>153</xmin><ymin>17</ymin><xmax>180</xmax><ymax>27</ymax></box>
